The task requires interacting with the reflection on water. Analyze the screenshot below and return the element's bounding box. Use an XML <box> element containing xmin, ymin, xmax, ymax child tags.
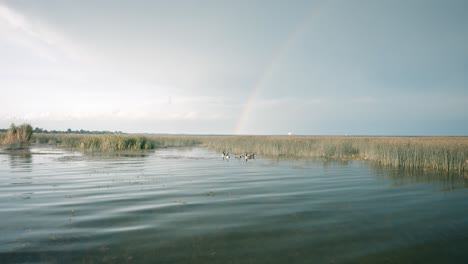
<box><xmin>268</xmin><ymin>156</ymin><xmax>351</xmax><ymax>167</ymax></box>
<box><xmin>0</xmin><ymin>146</ymin><xmax>467</xmax><ymax>263</ymax></box>
<box><xmin>372</xmin><ymin>165</ymin><xmax>468</xmax><ymax>191</ymax></box>
<box><xmin>6</xmin><ymin>149</ymin><xmax>32</xmax><ymax>172</ymax></box>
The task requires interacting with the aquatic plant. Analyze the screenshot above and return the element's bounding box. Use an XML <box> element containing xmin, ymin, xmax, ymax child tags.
<box><xmin>200</xmin><ymin>136</ymin><xmax>468</xmax><ymax>177</ymax></box>
<box><xmin>1</xmin><ymin>123</ymin><xmax>33</xmax><ymax>149</ymax></box>
<box><xmin>32</xmin><ymin>134</ymin><xmax>202</xmax><ymax>152</ymax></box>
<box><xmin>29</xmin><ymin>133</ymin><xmax>467</xmax><ymax>177</ymax></box>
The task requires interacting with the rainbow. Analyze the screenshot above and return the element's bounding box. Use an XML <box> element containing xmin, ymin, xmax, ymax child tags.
<box><xmin>234</xmin><ymin>3</ymin><xmax>323</xmax><ymax>135</ymax></box>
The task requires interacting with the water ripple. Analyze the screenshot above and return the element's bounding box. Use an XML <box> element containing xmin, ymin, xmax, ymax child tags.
<box><xmin>1</xmin><ymin>146</ymin><xmax>467</xmax><ymax>263</ymax></box>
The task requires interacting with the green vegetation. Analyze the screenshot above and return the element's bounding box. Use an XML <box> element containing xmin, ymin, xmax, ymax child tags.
<box><xmin>32</xmin><ymin>134</ymin><xmax>202</xmax><ymax>152</ymax></box>
<box><xmin>0</xmin><ymin>123</ymin><xmax>33</xmax><ymax>149</ymax></box>
<box><xmin>19</xmin><ymin>132</ymin><xmax>468</xmax><ymax>177</ymax></box>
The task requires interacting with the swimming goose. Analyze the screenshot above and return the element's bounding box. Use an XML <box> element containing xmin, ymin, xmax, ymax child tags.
<box><xmin>244</xmin><ymin>153</ymin><xmax>255</xmax><ymax>161</ymax></box>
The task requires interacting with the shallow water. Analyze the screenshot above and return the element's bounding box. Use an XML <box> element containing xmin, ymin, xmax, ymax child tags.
<box><xmin>1</xmin><ymin>146</ymin><xmax>467</xmax><ymax>263</ymax></box>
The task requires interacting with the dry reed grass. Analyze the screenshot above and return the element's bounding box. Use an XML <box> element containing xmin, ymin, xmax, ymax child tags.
<box><xmin>32</xmin><ymin>134</ymin><xmax>202</xmax><ymax>152</ymax></box>
<box><xmin>200</xmin><ymin>136</ymin><xmax>468</xmax><ymax>177</ymax></box>
<box><xmin>1</xmin><ymin>123</ymin><xmax>33</xmax><ymax>149</ymax></box>
<box><xmin>29</xmin><ymin>133</ymin><xmax>467</xmax><ymax>177</ymax></box>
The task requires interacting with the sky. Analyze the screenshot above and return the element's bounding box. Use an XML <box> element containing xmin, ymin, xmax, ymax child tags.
<box><xmin>0</xmin><ymin>0</ymin><xmax>467</xmax><ymax>135</ymax></box>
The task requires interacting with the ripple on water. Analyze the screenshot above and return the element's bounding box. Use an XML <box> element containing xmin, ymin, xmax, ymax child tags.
<box><xmin>1</xmin><ymin>146</ymin><xmax>468</xmax><ymax>263</ymax></box>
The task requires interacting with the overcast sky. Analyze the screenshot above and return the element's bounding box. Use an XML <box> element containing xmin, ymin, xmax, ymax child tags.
<box><xmin>0</xmin><ymin>0</ymin><xmax>467</xmax><ymax>135</ymax></box>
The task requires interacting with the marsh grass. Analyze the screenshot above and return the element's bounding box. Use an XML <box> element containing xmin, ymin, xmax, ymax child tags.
<box><xmin>1</xmin><ymin>123</ymin><xmax>33</xmax><ymax>149</ymax></box>
<box><xmin>30</xmin><ymin>133</ymin><xmax>467</xmax><ymax>177</ymax></box>
<box><xmin>200</xmin><ymin>136</ymin><xmax>468</xmax><ymax>177</ymax></box>
<box><xmin>32</xmin><ymin>134</ymin><xmax>202</xmax><ymax>152</ymax></box>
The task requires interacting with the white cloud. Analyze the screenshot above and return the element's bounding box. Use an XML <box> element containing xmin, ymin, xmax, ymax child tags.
<box><xmin>0</xmin><ymin>94</ymin><xmax>237</xmax><ymax>125</ymax></box>
<box><xmin>0</xmin><ymin>3</ymin><xmax>87</xmax><ymax>63</ymax></box>
<box><xmin>4</xmin><ymin>110</ymin><xmax>223</xmax><ymax>122</ymax></box>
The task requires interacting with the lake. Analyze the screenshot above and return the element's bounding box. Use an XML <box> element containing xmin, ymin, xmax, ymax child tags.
<box><xmin>1</xmin><ymin>146</ymin><xmax>467</xmax><ymax>263</ymax></box>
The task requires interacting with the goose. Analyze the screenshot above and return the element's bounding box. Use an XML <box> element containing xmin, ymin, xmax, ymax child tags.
<box><xmin>244</xmin><ymin>152</ymin><xmax>255</xmax><ymax>161</ymax></box>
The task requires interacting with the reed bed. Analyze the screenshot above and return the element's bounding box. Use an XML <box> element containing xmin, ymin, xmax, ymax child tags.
<box><xmin>29</xmin><ymin>133</ymin><xmax>467</xmax><ymax>177</ymax></box>
<box><xmin>200</xmin><ymin>136</ymin><xmax>468</xmax><ymax>177</ymax></box>
<box><xmin>32</xmin><ymin>134</ymin><xmax>202</xmax><ymax>152</ymax></box>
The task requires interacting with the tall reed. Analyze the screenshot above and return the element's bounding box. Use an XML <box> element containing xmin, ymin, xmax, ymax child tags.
<box><xmin>32</xmin><ymin>134</ymin><xmax>202</xmax><ymax>152</ymax></box>
<box><xmin>200</xmin><ymin>136</ymin><xmax>468</xmax><ymax>177</ymax></box>
<box><xmin>1</xmin><ymin>123</ymin><xmax>33</xmax><ymax>149</ymax></box>
<box><xmin>29</xmin><ymin>133</ymin><xmax>467</xmax><ymax>177</ymax></box>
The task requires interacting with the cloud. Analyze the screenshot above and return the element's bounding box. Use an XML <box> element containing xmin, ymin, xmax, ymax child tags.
<box><xmin>1</xmin><ymin>93</ymin><xmax>235</xmax><ymax>126</ymax></box>
<box><xmin>0</xmin><ymin>109</ymin><xmax>226</xmax><ymax>123</ymax></box>
<box><xmin>0</xmin><ymin>3</ymin><xmax>86</xmax><ymax>63</ymax></box>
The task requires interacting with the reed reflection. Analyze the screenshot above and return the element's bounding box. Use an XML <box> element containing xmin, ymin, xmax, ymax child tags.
<box><xmin>372</xmin><ymin>165</ymin><xmax>468</xmax><ymax>191</ymax></box>
<box><xmin>6</xmin><ymin>149</ymin><xmax>33</xmax><ymax>172</ymax></box>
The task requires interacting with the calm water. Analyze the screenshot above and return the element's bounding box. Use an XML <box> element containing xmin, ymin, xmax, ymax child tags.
<box><xmin>1</xmin><ymin>146</ymin><xmax>467</xmax><ymax>263</ymax></box>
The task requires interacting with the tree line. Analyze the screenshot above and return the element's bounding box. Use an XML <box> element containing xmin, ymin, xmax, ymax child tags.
<box><xmin>0</xmin><ymin>127</ymin><xmax>122</xmax><ymax>135</ymax></box>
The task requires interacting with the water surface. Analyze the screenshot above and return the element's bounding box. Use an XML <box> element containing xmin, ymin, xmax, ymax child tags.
<box><xmin>1</xmin><ymin>146</ymin><xmax>467</xmax><ymax>263</ymax></box>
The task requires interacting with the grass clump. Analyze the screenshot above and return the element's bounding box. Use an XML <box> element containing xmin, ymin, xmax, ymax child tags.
<box><xmin>32</xmin><ymin>134</ymin><xmax>154</xmax><ymax>152</ymax></box>
<box><xmin>32</xmin><ymin>134</ymin><xmax>202</xmax><ymax>152</ymax></box>
<box><xmin>1</xmin><ymin>123</ymin><xmax>33</xmax><ymax>149</ymax></box>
